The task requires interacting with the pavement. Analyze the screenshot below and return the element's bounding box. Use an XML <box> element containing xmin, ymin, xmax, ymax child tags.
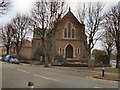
<box><xmin>20</xmin><ymin>63</ymin><xmax>119</xmax><ymax>81</ymax></box>
<box><xmin>50</xmin><ymin>66</ymin><xmax>119</xmax><ymax>81</ymax></box>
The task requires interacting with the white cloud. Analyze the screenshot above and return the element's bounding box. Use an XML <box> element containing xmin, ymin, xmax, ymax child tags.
<box><xmin>13</xmin><ymin>0</ymin><xmax>36</xmax><ymax>14</ymax></box>
<box><xmin>0</xmin><ymin>0</ymin><xmax>36</xmax><ymax>26</ymax></box>
<box><xmin>67</xmin><ymin>0</ymin><xmax>119</xmax><ymax>2</ymax></box>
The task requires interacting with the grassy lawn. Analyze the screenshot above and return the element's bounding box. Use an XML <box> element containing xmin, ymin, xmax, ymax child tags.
<box><xmin>68</xmin><ymin>66</ymin><xmax>119</xmax><ymax>74</ymax></box>
<box><xmin>93</xmin><ymin>67</ymin><xmax>119</xmax><ymax>74</ymax></box>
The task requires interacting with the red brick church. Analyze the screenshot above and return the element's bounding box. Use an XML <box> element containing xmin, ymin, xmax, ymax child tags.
<box><xmin>32</xmin><ymin>8</ymin><xmax>88</xmax><ymax>63</ymax></box>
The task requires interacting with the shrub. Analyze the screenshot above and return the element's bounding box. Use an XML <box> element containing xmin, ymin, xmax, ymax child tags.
<box><xmin>33</xmin><ymin>47</ymin><xmax>45</xmax><ymax>62</ymax></box>
<box><xmin>98</xmin><ymin>55</ymin><xmax>110</xmax><ymax>65</ymax></box>
<box><xmin>55</xmin><ymin>54</ymin><xmax>64</xmax><ymax>62</ymax></box>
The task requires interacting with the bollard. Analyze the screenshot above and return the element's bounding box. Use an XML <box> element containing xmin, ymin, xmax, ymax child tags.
<box><xmin>102</xmin><ymin>67</ymin><xmax>105</xmax><ymax>77</ymax></box>
<box><xmin>28</xmin><ymin>81</ymin><xmax>34</xmax><ymax>90</ymax></box>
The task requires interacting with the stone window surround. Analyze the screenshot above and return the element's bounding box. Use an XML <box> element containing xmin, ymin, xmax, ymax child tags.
<box><xmin>63</xmin><ymin>21</ymin><xmax>76</xmax><ymax>39</ymax></box>
<box><xmin>59</xmin><ymin>48</ymin><xmax>64</xmax><ymax>55</ymax></box>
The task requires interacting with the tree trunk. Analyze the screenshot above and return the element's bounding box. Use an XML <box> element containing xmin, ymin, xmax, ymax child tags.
<box><xmin>6</xmin><ymin>46</ymin><xmax>9</xmax><ymax>55</ymax></box>
<box><xmin>44</xmin><ymin>53</ymin><xmax>49</xmax><ymax>67</ymax></box>
<box><xmin>16</xmin><ymin>47</ymin><xmax>20</xmax><ymax>59</ymax></box>
<box><xmin>107</xmin><ymin>49</ymin><xmax>111</xmax><ymax>65</ymax></box>
<box><xmin>16</xmin><ymin>51</ymin><xmax>19</xmax><ymax>59</ymax></box>
<box><xmin>43</xmin><ymin>40</ymin><xmax>49</xmax><ymax>67</ymax></box>
<box><xmin>88</xmin><ymin>48</ymin><xmax>91</xmax><ymax>68</ymax></box>
<box><xmin>116</xmin><ymin>49</ymin><xmax>120</xmax><ymax>68</ymax></box>
<box><xmin>116</xmin><ymin>41</ymin><xmax>120</xmax><ymax>68</ymax></box>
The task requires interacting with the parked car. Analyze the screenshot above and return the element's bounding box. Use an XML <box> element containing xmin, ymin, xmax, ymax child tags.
<box><xmin>4</xmin><ymin>55</ymin><xmax>12</xmax><ymax>62</ymax></box>
<box><xmin>10</xmin><ymin>58</ymin><xmax>19</xmax><ymax>64</ymax></box>
<box><xmin>0</xmin><ymin>56</ymin><xmax>2</xmax><ymax>61</ymax></box>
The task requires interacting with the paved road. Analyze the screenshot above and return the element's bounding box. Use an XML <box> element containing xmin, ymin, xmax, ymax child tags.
<box><xmin>2</xmin><ymin>61</ymin><xmax>118</xmax><ymax>88</ymax></box>
<box><xmin>0</xmin><ymin>61</ymin><xmax>2</xmax><ymax>89</ymax></box>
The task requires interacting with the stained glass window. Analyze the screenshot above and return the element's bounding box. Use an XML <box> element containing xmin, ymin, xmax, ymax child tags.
<box><xmin>64</xmin><ymin>28</ymin><xmax>67</xmax><ymax>38</ymax></box>
<box><xmin>72</xmin><ymin>28</ymin><xmax>74</xmax><ymax>38</ymax></box>
<box><xmin>68</xmin><ymin>22</ymin><xmax>71</xmax><ymax>38</ymax></box>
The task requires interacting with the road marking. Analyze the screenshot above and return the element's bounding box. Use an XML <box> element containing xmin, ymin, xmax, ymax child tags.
<box><xmin>16</xmin><ymin>68</ymin><xmax>59</xmax><ymax>82</ymax></box>
<box><xmin>33</xmin><ymin>74</ymin><xmax>59</xmax><ymax>82</ymax></box>
<box><xmin>94</xmin><ymin>87</ymin><xmax>102</xmax><ymax>88</ymax></box>
<box><xmin>33</xmin><ymin>74</ymin><xmax>40</xmax><ymax>77</ymax></box>
<box><xmin>17</xmin><ymin>69</ymin><xmax>29</xmax><ymax>73</ymax></box>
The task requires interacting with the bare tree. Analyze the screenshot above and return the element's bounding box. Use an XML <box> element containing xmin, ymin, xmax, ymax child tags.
<box><xmin>104</xmin><ymin>2</ymin><xmax>120</xmax><ymax>68</ymax></box>
<box><xmin>12</xmin><ymin>15</ymin><xmax>30</xmax><ymax>58</ymax></box>
<box><xmin>1</xmin><ymin>24</ymin><xmax>14</xmax><ymax>55</ymax></box>
<box><xmin>77</xmin><ymin>2</ymin><xmax>105</xmax><ymax>68</ymax></box>
<box><xmin>77</xmin><ymin>2</ymin><xmax>86</xmax><ymax>24</ymax></box>
<box><xmin>77</xmin><ymin>2</ymin><xmax>105</xmax><ymax>54</ymax></box>
<box><xmin>0</xmin><ymin>0</ymin><xmax>10</xmax><ymax>16</ymax></box>
<box><xmin>31</xmin><ymin>0</ymin><xmax>67</xmax><ymax>67</ymax></box>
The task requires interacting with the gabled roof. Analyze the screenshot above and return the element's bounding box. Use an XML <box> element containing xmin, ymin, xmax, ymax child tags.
<box><xmin>58</xmin><ymin>8</ymin><xmax>85</xmax><ymax>26</ymax></box>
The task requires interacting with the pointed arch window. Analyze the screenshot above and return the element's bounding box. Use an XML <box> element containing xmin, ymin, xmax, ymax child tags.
<box><xmin>64</xmin><ymin>22</ymin><xmax>75</xmax><ymax>39</ymax></box>
<box><xmin>68</xmin><ymin>22</ymin><xmax>71</xmax><ymax>38</ymax></box>
<box><xmin>72</xmin><ymin>28</ymin><xmax>74</xmax><ymax>38</ymax></box>
<box><xmin>64</xmin><ymin>28</ymin><xmax>67</xmax><ymax>38</ymax></box>
<box><xmin>59</xmin><ymin>48</ymin><xmax>62</xmax><ymax>54</ymax></box>
<box><xmin>78</xmin><ymin>48</ymin><xmax>80</xmax><ymax>54</ymax></box>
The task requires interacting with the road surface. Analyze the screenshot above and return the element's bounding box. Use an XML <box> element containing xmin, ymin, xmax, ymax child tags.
<box><xmin>1</xmin><ymin>61</ymin><xmax>118</xmax><ymax>89</ymax></box>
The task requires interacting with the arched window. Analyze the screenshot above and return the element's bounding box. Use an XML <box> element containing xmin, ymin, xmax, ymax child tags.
<box><xmin>72</xmin><ymin>28</ymin><xmax>74</xmax><ymax>38</ymax></box>
<box><xmin>78</xmin><ymin>48</ymin><xmax>80</xmax><ymax>54</ymax></box>
<box><xmin>64</xmin><ymin>28</ymin><xmax>67</xmax><ymax>38</ymax></box>
<box><xmin>62</xmin><ymin>49</ymin><xmax>64</xmax><ymax>54</ymax></box>
<box><xmin>59</xmin><ymin>48</ymin><xmax>62</xmax><ymax>54</ymax></box>
<box><xmin>68</xmin><ymin>22</ymin><xmax>71</xmax><ymax>38</ymax></box>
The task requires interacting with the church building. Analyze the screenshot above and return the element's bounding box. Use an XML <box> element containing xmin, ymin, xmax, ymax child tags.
<box><xmin>32</xmin><ymin>8</ymin><xmax>88</xmax><ymax>63</ymax></box>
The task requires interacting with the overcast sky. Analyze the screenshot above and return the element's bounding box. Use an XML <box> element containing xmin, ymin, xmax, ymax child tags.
<box><xmin>0</xmin><ymin>0</ymin><xmax>119</xmax><ymax>49</ymax></box>
<box><xmin>0</xmin><ymin>0</ymin><xmax>119</xmax><ymax>25</ymax></box>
